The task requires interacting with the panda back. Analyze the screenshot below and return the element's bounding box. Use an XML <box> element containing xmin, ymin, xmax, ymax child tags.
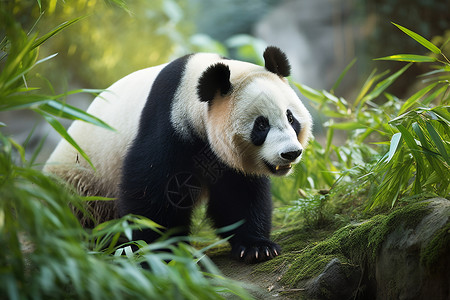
<box><xmin>44</xmin><ymin>64</ymin><xmax>166</xmax><ymax>197</ymax></box>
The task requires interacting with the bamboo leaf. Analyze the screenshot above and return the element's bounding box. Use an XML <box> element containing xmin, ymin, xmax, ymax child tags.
<box><xmin>426</xmin><ymin>121</ymin><xmax>450</xmax><ymax>165</ymax></box>
<box><xmin>326</xmin><ymin>121</ymin><xmax>366</xmax><ymax>130</ymax></box>
<box><xmin>360</xmin><ymin>64</ymin><xmax>411</xmax><ymax>106</ymax></box>
<box><xmin>4</xmin><ymin>277</ymin><xmax>19</xmax><ymax>300</ymax></box>
<box><xmin>325</xmin><ymin>124</ymin><xmax>334</xmax><ymax>156</ymax></box>
<box><xmin>398</xmin><ymin>82</ymin><xmax>438</xmax><ymax>115</ymax></box>
<box><xmin>32</xmin><ymin>16</ymin><xmax>86</xmax><ymax>50</ymax></box>
<box><xmin>0</xmin><ymin>36</ymin><xmax>38</xmax><ymax>92</ymax></box>
<box><xmin>38</xmin><ymin>111</ymin><xmax>95</xmax><ymax>169</ymax></box>
<box><xmin>57</xmin><ymin>88</ymin><xmax>104</xmax><ymax>97</ymax></box>
<box><xmin>35</xmin><ymin>53</ymin><xmax>59</xmax><ymax>65</ymax></box>
<box><xmin>375</xmin><ymin>54</ymin><xmax>436</xmax><ymax>63</ymax></box>
<box><xmin>28</xmin><ymin>133</ymin><xmax>48</xmax><ymax>167</ymax></box>
<box><xmin>430</xmin><ymin>107</ymin><xmax>450</xmax><ymax>126</ymax></box>
<box><xmin>354</xmin><ymin>69</ymin><xmax>391</xmax><ymax>108</ymax></box>
<box><xmin>107</xmin><ymin>0</ymin><xmax>131</xmax><ymax>13</ymax></box>
<box><xmin>124</xmin><ymin>245</ymin><xmax>134</xmax><ymax>258</ymax></box>
<box><xmin>331</xmin><ymin>58</ymin><xmax>356</xmax><ymax>93</ymax></box>
<box><xmin>385</xmin><ymin>132</ymin><xmax>402</xmax><ymax>164</ymax></box>
<box><xmin>8</xmin><ymin>138</ymin><xmax>26</xmax><ymax>163</ymax></box>
<box><xmin>412</xmin><ymin>122</ymin><xmax>447</xmax><ymax>182</ymax></box>
<box><xmin>396</xmin><ymin>124</ymin><xmax>425</xmax><ymax>172</ymax></box>
<box><xmin>294</xmin><ymin>83</ymin><xmax>326</xmax><ymax>104</ymax></box>
<box><xmin>412</xmin><ymin>122</ymin><xmax>430</xmax><ymax>149</ymax></box>
<box><xmin>82</xmin><ymin>196</ymin><xmax>116</xmax><ymax>202</ymax></box>
<box><xmin>134</xmin><ymin>216</ymin><xmax>164</xmax><ymax>230</ymax></box>
<box><xmin>322</xmin><ymin>90</ymin><xmax>340</xmax><ymax>103</ymax></box>
<box><xmin>354</xmin><ymin>69</ymin><xmax>378</xmax><ymax>107</ymax></box>
<box><xmin>319</xmin><ymin>108</ymin><xmax>349</xmax><ymax>118</ymax></box>
<box><xmin>0</xmin><ymin>94</ymin><xmax>51</xmax><ymax>111</ymax></box>
<box><xmin>419</xmin><ymin>68</ymin><xmax>447</xmax><ymax>78</ymax></box>
<box><xmin>421</xmin><ymin>85</ymin><xmax>447</xmax><ymax>106</ymax></box>
<box><xmin>357</xmin><ymin>127</ymin><xmax>377</xmax><ymax>143</ymax></box>
<box><xmin>422</xmin><ymin>170</ymin><xmax>441</xmax><ymax>186</ymax></box>
<box><xmin>392</xmin><ymin>23</ymin><xmax>441</xmax><ymax>54</ymax></box>
<box><xmin>38</xmin><ymin>100</ymin><xmax>115</xmax><ymax>131</ymax></box>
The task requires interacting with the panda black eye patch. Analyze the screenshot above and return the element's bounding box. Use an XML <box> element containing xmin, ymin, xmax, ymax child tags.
<box><xmin>251</xmin><ymin>116</ymin><xmax>270</xmax><ymax>146</ymax></box>
<box><xmin>287</xmin><ymin>109</ymin><xmax>301</xmax><ymax>136</ymax></box>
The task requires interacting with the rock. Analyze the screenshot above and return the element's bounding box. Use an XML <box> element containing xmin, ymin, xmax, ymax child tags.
<box><xmin>305</xmin><ymin>198</ymin><xmax>450</xmax><ymax>300</ymax></box>
<box><xmin>375</xmin><ymin>198</ymin><xmax>450</xmax><ymax>300</ymax></box>
<box><xmin>306</xmin><ymin>258</ymin><xmax>362</xmax><ymax>300</ymax></box>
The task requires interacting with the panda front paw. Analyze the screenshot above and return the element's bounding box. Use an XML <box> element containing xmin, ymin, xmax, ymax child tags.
<box><xmin>231</xmin><ymin>239</ymin><xmax>281</xmax><ymax>264</ymax></box>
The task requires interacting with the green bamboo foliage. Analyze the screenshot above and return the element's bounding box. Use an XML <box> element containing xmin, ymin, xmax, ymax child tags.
<box><xmin>0</xmin><ymin>11</ymin><xmax>110</xmax><ymax>168</ymax></box>
<box><xmin>370</xmin><ymin>24</ymin><xmax>449</xmax><ymax>208</ymax></box>
<box><xmin>292</xmin><ymin>23</ymin><xmax>449</xmax><ymax>209</ymax></box>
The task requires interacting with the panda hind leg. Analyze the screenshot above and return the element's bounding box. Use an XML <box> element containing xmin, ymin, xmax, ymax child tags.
<box><xmin>207</xmin><ymin>173</ymin><xmax>281</xmax><ymax>264</ymax></box>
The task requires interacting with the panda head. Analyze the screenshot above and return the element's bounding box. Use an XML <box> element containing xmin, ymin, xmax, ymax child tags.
<box><xmin>197</xmin><ymin>46</ymin><xmax>312</xmax><ymax>176</ymax></box>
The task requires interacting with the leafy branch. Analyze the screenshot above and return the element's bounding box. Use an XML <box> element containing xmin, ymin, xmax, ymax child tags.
<box><xmin>292</xmin><ymin>23</ymin><xmax>449</xmax><ymax>209</ymax></box>
<box><xmin>0</xmin><ymin>12</ymin><xmax>109</xmax><ymax>168</ymax></box>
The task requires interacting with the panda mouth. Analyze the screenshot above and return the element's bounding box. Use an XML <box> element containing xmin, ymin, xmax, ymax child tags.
<box><xmin>264</xmin><ymin>161</ymin><xmax>292</xmax><ymax>175</ymax></box>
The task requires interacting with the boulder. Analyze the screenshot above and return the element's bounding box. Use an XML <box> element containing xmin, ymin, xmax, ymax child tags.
<box><xmin>375</xmin><ymin>198</ymin><xmax>450</xmax><ymax>299</ymax></box>
<box><xmin>306</xmin><ymin>258</ymin><xmax>362</xmax><ymax>300</ymax></box>
<box><xmin>305</xmin><ymin>198</ymin><xmax>449</xmax><ymax>299</ymax></box>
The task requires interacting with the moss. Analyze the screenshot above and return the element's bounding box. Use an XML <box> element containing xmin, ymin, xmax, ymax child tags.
<box><xmin>341</xmin><ymin>201</ymin><xmax>430</xmax><ymax>265</ymax></box>
<box><xmin>274</xmin><ymin>226</ymin><xmax>333</xmax><ymax>252</ymax></box>
<box><xmin>365</xmin><ymin>201</ymin><xmax>430</xmax><ymax>259</ymax></box>
<box><xmin>421</xmin><ymin>221</ymin><xmax>450</xmax><ymax>269</ymax></box>
<box><xmin>256</xmin><ymin>201</ymin><xmax>432</xmax><ymax>287</ymax></box>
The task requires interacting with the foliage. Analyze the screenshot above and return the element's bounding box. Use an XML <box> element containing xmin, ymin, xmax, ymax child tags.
<box><xmin>258</xmin><ymin>201</ymin><xmax>431</xmax><ymax>287</ymax></box>
<box><xmin>0</xmin><ymin>135</ymin><xmax>250</xmax><ymax>299</ymax></box>
<box><xmin>0</xmin><ymin>4</ymin><xmax>110</xmax><ymax>168</ymax></box>
<box><xmin>281</xmin><ymin>23</ymin><xmax>450</xmax><ymax>210</ymax></box>
<box><xmin>0</xmin><ymin>1</ymin><xmax>251</xmax><ymax>299</ymax></box>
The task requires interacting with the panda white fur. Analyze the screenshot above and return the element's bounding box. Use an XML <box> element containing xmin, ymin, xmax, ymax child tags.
<box><xmin>44</xmin><ymin>47</ymin><xmax>312</xmax><ymax>263</ymax></box>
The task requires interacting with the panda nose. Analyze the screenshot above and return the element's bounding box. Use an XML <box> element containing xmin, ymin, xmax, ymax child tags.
<box><xmin>280</xmin><ymin>149</ymin><xmax>302</xmax><ymax>161</ymax></box>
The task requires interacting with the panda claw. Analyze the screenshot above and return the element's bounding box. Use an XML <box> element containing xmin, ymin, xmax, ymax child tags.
<box><xmin>234</xmin><ymin>241</ymin><xmax>281</xmax><ymax>263</ymax></box>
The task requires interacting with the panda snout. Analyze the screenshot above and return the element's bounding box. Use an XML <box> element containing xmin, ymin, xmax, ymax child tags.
<box><xmin>280</xmin><ymin>149</ymin><xmax>302</xmax><ymax>162</ymax></box>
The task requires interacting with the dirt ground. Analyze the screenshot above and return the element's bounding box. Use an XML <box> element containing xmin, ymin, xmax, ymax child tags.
<box><xmin>212</xmin><ymin>254</ymin><xmax>305</xmax><ymax>299</ymax></box>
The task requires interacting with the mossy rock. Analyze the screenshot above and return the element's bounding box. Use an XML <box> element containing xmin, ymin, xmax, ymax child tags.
<box><xmin>211</xmin><ymin>198</ymin><xmax>449</xmax><ymax>299</ymax></box>
<box><xmin>375</xmin><ymin>198</ymin><xmax>450</xmax><ymax>299</ymax></box>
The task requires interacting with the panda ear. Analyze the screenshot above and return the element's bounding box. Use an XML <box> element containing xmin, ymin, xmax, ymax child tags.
<box><xmin>263</xmin><ymin>46</ymin><xmax>291</xmax><ymax>77</ymax></box>
<box><xmin>197</xmin><ymin>63</ymin><xmax>232</xmax><ymax>103</ymax></box>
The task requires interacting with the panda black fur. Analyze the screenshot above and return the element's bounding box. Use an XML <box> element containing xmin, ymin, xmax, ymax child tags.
<box><xmin>44</xmin><ymin>47</ymin><xmax>312</xmax><ymax>263</ymax></box>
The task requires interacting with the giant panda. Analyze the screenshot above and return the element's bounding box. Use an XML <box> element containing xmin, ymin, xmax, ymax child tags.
<box><xmin>44</xmin><ymin>46</ymin><xmax>312</xmax><ymax>263</ymax></box>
